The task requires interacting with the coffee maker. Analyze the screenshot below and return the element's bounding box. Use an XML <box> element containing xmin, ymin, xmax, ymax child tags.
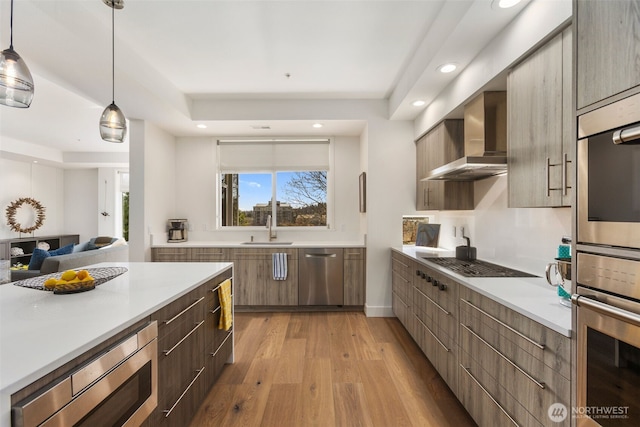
<box><xmin>167</xmin><ymin>219</ymin><xmax>188</xmax><ymax>243</ymax></box>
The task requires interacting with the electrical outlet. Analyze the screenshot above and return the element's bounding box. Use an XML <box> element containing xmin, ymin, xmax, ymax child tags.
<box><xmin>461</xmin><ymin>226</ymin><xmax>465</xmax><ymax>237</ymax></box>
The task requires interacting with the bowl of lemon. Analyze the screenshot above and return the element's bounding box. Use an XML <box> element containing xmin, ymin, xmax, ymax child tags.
<box><xmin>44</xmin><ymin>269</ymin><xmax>96</xmax><ymax>294</ymax></box>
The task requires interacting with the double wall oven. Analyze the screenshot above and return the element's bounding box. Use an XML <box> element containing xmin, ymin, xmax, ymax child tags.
<box><xmin>574</xmin><ymin>92</ymin><xmax>640</xmax><ymax>426</ymax></box>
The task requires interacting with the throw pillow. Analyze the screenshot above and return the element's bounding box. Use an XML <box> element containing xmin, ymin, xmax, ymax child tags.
<box><xmin>28</xmin><ymin>248</ymin><xmax>51</xmax><ymax>270</ymax></box>
<box><xmin>49</xmin><ymin>243</ymin><xmax>74</xmax><ymax>256</ymax></box>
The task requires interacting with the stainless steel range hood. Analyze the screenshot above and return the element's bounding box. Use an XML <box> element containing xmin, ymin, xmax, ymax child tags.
<box><xmin>423</xmin><ymin>91</ymin><xmax>507</xmax><ymax>181</ymax></box>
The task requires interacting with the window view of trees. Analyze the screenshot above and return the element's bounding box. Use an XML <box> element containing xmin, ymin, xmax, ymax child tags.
<box><xmin>221</xmin><ymin>171</ymin><xmax>327</xmax><ymax>227</ymax></box>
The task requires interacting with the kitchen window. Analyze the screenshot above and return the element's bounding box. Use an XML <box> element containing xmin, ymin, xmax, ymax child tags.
<box><xmin>217</xmin><ymin>139</ymin><xmax>332</xmax><ymax>228</ymax></box>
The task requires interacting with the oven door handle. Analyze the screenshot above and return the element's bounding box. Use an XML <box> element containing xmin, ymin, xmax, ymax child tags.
<box><xmin>612</xmin><ymin>124</ymin><xmax>640</xmax><ymax>145</ymax></box>
<box><xmin>572</xmin><ymin>294</ymin><xmax>640</xmax><ymax>327</ymax></box>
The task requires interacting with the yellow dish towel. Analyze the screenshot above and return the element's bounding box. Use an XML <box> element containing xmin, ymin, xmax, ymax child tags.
<box><xmin>218</xmin><ymin>279</ymin><xmax>233</xmax><ymax>331</ymax></box>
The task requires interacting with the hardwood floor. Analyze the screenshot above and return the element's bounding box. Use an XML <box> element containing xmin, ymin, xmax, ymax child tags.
<box><xmin>190</xmin><ymin>312</ymin><xmax>476</xmax><ymax>427</ymax></box>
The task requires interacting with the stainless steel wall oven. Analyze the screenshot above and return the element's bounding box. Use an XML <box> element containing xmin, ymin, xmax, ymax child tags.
<box><xmin>577</xmin><ymin>92</ymin><xmax>640</xmax><ymax>250</ymax></box>
<box><xmin>572</xmin><ymin>253</ymin><xmax>640</xmax><ymax>426</ymax></box>
<box><xmin>12</xmin><ymin>321</ymin><xmax>158</xmax><ymax>427</ymax></box>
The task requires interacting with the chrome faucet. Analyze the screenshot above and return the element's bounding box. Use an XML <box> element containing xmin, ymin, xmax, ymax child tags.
<box><xmin>266</xmin><ymin>215</ymin><xmax>277</xmax><ymax>241</ymax></box>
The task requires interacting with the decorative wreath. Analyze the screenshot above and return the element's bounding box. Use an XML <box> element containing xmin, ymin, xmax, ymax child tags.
<box><xmin>6</xmin><ymin>197</ymin><xmax>46</xmax><ymax>234</ymax></box>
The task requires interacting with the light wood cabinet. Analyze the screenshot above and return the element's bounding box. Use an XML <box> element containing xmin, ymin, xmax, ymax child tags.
<box><xmin>391</xmin><ymin>251</ymin><xmax>571</xmax><ymax>426</ymax></box>
<box><xmin>413</xmin><ymin>262</ymin><xmax>459</xmax><ymax>396</ymax></box>
<box><xmin>458</xmin><ymin>286</ymin><xmax>570</xmax><ymax>427</ymax></box>
<box><xmin>576</xmin><ymin>0</ymin><xmax>640</xmax><ymax>111</ymax></box>
<box><xmin>415</xmin><ymin>120</ymin><xmax>474</xmax><ymax>211</ymax></box>
<box><xmin>344</xmin><ymin>248</ymin><xmax>365</xmax><ymax>305</ymax></box>
<box><xmin>234</xmin><ymin>248</ymin><xmax>298</xmax><ymax>306</ymax></box>
<box><xmin>148</xmin><ymin>270</ymin><xmax>234</xmax><ymax>427</ymax></box>
<box><xmin>391</xmin><ymin>252</ymin><xmax>414</xmax><ymax>332</ymax></box>
<box><xmin>152</xmin><ymin>247</ymin><xmax>190</xmax><ymax>262</ymax></box>
<box><xmin>507</xmin><ymin>27</ymin><xmax>573</xmax><ymax>208</ymax></box>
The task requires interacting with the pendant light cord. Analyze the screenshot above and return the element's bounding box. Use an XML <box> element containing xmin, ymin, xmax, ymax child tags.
<box><xmin>9</xmin><ymin>0</ymin><xmax>14</xmax><ymax>49</ymax></box>
<box><xmin>111</xmin><ymin>4</ymin><xmax>115</xmax><ymax>104</ymax></box>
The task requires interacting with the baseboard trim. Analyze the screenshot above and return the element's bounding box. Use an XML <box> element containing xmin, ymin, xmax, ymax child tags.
<box><xmin>364</xmin><ymin>304</ymin><xmax>394</xmax><ymax>317</ymax></box>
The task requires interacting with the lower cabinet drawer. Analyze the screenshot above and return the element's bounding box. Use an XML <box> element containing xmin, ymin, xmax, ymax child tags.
<box><xmin>205</xmin><ymin>333</ymin><xmax>233</xmax><ymax>389</ymax></box>
<box><xmin>459</xmin><ymin>355</ymin><xmax>543</xmax><ymax>427</ymax></box>
<box><xmin>413</xmin><ymin>313</ymin><xmax>457</xmax><ymax>395</ymax></box>
<box><xmin>149</xmin><ymin>364</ymin><xmax>206</xmax><ymax>427</ymax></box>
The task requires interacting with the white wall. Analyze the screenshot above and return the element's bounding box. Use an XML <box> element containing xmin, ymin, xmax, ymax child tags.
<box><xmin>64</xmin><ymin>168</ymin><xmax>99</xmax><ymax>242</ymax></box>
<box><xmin>173</xmin><ymin>135</ymin><xmax>363</xmax><ymax>243</ymax></box>
<box><xmin>129</xmin><ymin>120</ymin><xmax>177</xmax><ymax>261</ymax></box>
<box><xmin>426</xmin><ymin>175</ymin><xmax>571</xmax><ymax>276</ymax></box>
<box><xmin>0</xmin><ymin>158</ymin><xmax>65</xmax><ymax>240</ymax></box>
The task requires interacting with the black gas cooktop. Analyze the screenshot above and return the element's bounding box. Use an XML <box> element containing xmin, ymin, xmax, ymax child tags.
<box><xmin>422</xmin><ymin>257</ymin><xmax>537</xmax><ymax>278</ymax></box>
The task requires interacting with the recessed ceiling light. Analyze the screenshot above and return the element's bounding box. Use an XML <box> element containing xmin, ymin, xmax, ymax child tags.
<box><xmin>493</xmin><ymin>0</ymin><xmax>521</xmax><ymax>8</ymax></box>
<box><xmin>438</xmin><ymin>63</ymin><xmax>457</xmax><ymax>74</ymax></box>
<box><xmin>312</xmin><ymin>123</ymin><xmax>323</xmax><ymax>128</ymax></box>
<box><xmin>196</xmin><ymin>124</ymin><xmax>207</xmax><ymax>129</ymax></box>
<box><xmin>412</xmin><ymin>100</ymin><xmax>426</xmax><ymax>107</ymax></box>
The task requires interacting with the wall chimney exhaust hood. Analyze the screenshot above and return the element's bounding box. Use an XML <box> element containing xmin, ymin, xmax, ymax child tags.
<box><xmin>423</xmin><ymin>91</ymin><xmax>507</xmax><ymax>181</ymax></box>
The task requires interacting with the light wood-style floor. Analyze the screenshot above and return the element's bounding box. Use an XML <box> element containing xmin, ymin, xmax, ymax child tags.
<box><xmin>190</xmin><ymin>312</ymin><xmax>476</xmax><ymax>427</ymax></box>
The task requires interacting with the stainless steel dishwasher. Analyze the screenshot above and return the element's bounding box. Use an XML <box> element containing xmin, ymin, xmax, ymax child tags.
<box><xmin>299</xmin><ymin>248</ymin><xmax>344</xmax><ymax>305</ymax></box>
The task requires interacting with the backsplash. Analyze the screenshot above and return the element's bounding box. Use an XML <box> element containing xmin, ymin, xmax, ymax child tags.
<box><xmin>428</xmin><ymin>175</ymin><xmax>571</xmax><ymax>277</ymax></box>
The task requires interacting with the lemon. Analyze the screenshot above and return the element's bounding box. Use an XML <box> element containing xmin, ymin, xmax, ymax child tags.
<box><xmin>60</xmin><ymin>270</ymin><xmax>77</xmax><ymax>281</ymax></box>
<box><xmin>44</xmin><ymin>278</ymin><xmax>57</xmax><ymax>289</ymax></box>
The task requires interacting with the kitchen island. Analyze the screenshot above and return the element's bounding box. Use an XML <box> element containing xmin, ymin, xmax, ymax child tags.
<box><xmin>0</xmin><ymin>261</ymin><xmax>233</xmax><ymax>427</ymax></box>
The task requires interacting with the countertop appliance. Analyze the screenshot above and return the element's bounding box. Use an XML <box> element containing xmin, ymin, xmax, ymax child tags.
<box><xmin>12</xmin><ymin>321</ymin><xmax>158</xmax><ymax>427</ymax></box>
<box><xmin>167</xmin><ymin>219</ymin><xmax>188</xmax><ymax>243</ymax></box>
<box><xmin>299</xmin><ymin>248</ymin><xmax>344</xmax><ymax>305</ymax></box>
<box><xmin>577</xmin><ymin>92</ymin><xmax>640</xmax><ymax>250</ymax></box>
<box><xmin>423</xmin><ymin>91</ymin><xmax>508</xmax><ymax>181</ymax></box>
<box><xmin>423</xmin><ymin>257</ymin><xmax>536</xmax><ymax>278</ymax></box>
<box><xmin>572</xmin><ymin>253</ymin><xmax>640</xmax><ymax>426</ymax></box>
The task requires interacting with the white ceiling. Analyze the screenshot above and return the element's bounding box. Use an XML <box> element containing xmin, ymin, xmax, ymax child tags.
<box><xmin>0</xmin><ymin>0</ymin><xmax>531</xmax><ymax>166</ymax></box>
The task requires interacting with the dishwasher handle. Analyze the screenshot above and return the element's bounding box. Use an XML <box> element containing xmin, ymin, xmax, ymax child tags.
<box><xmin>305</xmin><ymin>253</ymin><xmax>337</xmax><ymax>258</ymax></box>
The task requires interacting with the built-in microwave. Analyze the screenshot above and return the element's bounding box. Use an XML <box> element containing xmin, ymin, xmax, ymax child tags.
<box><xmin>577</xmin><ymin>92</ymin><xmax>640</xmax><ymax>250</ymax></box>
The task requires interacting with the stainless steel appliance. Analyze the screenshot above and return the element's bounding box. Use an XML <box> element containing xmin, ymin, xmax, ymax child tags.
<box><xmin>577</xmin><ymin>92</ymin><xmax>640</xmax><ymax>249</ymax></box>
<box><xmin>167</xmin><ymin>219</ymin><xmax>188</xmax><ymax>243</ymax></box>
<box><xmin>12</xmin><ymin>321</ymin><xmax>158</xmax><ymax>427</ymax></box>
<box><xmin>423</xmin><ymin>91</ymin><xmax>508</xmax><ymax>181</ymax></box>
<box><xmin>423</xmin><ymin>257</ymin><xmax>536</xmax><ymax>278</ymax></box>
<box><xmin>299</xmin><ymin>248</ymin><xmax>344</xmax><ymax>305</ymax></box>
<box><xmin>572</xmin><ymin>253</ymin><xmax>640</xmax><ymax>426</ymax></box>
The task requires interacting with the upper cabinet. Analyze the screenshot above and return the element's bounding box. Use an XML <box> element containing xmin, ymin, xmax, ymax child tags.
<box><xmin>416</xmin><ymin>120</ymin><xmax>473</xmax><ymax>211</ymax></box>
<box><xmin>507</xmin><ymin>27</ymin><xmax>573</xmax><ymax>208</ymax></box>
<box><xmin>576</xmin><ymin>0</ymin><xmax>640</xmax><ymax>111</ymax></box>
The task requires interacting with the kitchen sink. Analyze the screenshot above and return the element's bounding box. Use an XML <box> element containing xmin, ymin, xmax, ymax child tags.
<box><xmin>241</xmin><ymin>241</ymin><xmax>293</xmax><ymax>245</ymax></box>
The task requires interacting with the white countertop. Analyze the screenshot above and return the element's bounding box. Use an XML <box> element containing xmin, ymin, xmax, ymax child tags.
<box><xmin>394</xmin><ymin>246</ymin><xmax>572</xmax><ymax>338</ymax></box>
<box><xmin>151</xmin><ymin>240</ymin><xmax>365</xmax><ymax>248</ymax></box>
<box><xmin>0</xmin><ymin>261</ymin><xmax>232</xmax><ymax>427</ymax></box>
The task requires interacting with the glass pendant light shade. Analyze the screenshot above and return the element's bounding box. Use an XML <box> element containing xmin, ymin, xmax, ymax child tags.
<box><xmin>99</xmin><ymin>102</ymin><xmax>127</xmax><ymax>143</ymax></box>
<box><xmin>0</xmin><ymin>48</ymin><xmax>34</xmax><ymax>108</ymax></box>
<box><xmin>1</xmin><ymin>0</ymin><xmax>35</xmax><ymax>108</ymax></box>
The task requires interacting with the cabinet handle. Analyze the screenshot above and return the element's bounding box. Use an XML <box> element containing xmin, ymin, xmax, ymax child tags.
<box><xmin>210</xmin><ymin>331</ymin><xmax>234</xmax><ymax>357</ymax></box>
<box><xmin>415</xmin><ymin>287</ymin><xmax>450</xmax><ymax>315</ymax></box>
<box><xmin>162</xmin><ymin>321</ymin><xmax>205</xmax><ymax>356</ymax></box>
<box><xmin>209</xmin><ymin>306</ymin><xmax>221</xmax><ymax>315</ymax></box>
<box><xmin>461</xmin><ymin>324</ymin><xmax>545</xmax><ymax>389</ymax></box>
<box><xmin>415</xmin><ymin>314</ymin><xmax>449</xmax><ymax>352</ymax></box>
<box><xmin>460</xmin><ymin>364</ymin><xmax>519</xmax><ymax>427</ymax></box>
<box><xmin>562</xmin><ymin>153</ymin><xmax>571</xmax><ymax>196</ymax></box>
<box><xmin>164</xmin><ymin>297</ymin><xmax>205</xmax><ymax>325</ymax></box>
<box><xmin>305</xmin><ymin>253</ymin><xmax>337</xmax><ymax>258</ymax></box>
<box><xmin>613</xmin><ymin>124</ymin><xmax>640</xmax><ymax>145</ymax></box>
<box><xmin>163</xmin><ymin>367</ymin><xmax>205</xmax><ymax>418</ymax></box>
<box><xmin>460</xmin><ymin>299</ymin><xmax>545</xmax><ymax>350</ymax></box>
<box><xmin>547</xmin><ymin>155</ymin><xmax>571</xmax><ymax>197</ymax></box>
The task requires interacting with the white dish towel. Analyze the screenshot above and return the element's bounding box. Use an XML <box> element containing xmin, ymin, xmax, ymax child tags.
<box><xmin>272</xmin><ymin>253</ymin><xmax>288</xmax><ymax>280</ymax></box>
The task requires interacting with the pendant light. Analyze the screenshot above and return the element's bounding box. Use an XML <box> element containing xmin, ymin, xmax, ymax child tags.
<box><xmin>0</xmin><ymin>0</ymin><xmax>35</xmax><ymax>108</ymax></box>
<box><xmin>99</xmin><ymin>0</ymin><xmax>126</xmax><ymax>143</ymax></box>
